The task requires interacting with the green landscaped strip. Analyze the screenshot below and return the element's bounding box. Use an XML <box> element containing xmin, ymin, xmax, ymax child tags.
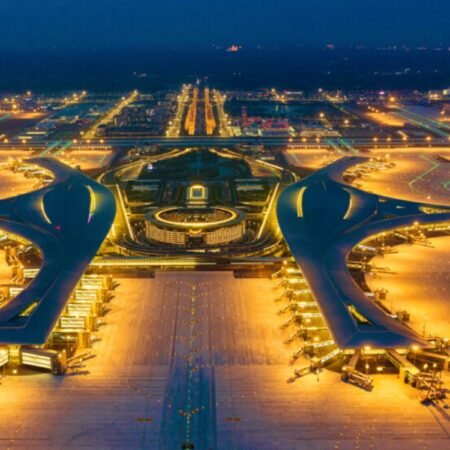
<box><xmin>338</xmin><ymin>138</ymin><xmax>358</xmax><ymax>155</ymax></box>
<box><xmin>325</xmin><ymin>139</ymin><xmax>345</xmax><ymax>155</ymax></box>
<box><xmin>53</xmin><ymin>140</ymin><xmax>72</xmax><ymax>156</ymax></box>
<box><xmin>400</xmin><ymin>107</ymin><xmax>450</xmax><ymax>132</ymax></box>
<box><xmin>408</xmin><ymin>154</ymin><xmax>440</xmax><ymax>190</ymax></box>
<box><xmin>396</xmin><ymin>108</ymin><xmax>450</xmax><ymax>138</ymax></box>
<box><xmin>39</xmin><ymin>140</ymin><xmax>61</xmax><ymax>157</ymax></box>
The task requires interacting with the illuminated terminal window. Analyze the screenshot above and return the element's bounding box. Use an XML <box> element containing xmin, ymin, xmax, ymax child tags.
<box><xmin>18</xmin><ymin>301</ymin><xmax>39</xmax><ymax>317</ymax></box>
<box><xmin>419</xmin><ymin>206</ymin><xmax>450</xmax><ymax>215</ymax></box>
<box><xmin>348</xmin><ymin>305</ymin><xmax>374</xmax><ymax>326</ymax></box>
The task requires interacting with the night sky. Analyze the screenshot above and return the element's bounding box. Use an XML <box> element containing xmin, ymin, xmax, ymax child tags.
<box><xmin>0</xmin><ymin>0</ymin><xmax>449</xmax><ymax>49</ymax></box>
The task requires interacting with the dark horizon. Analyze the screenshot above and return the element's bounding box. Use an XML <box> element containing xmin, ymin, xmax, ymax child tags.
<box><xmin>1</xmin><ymin>46</ymin><xmax>450</xmax><ymax>93</ymax></box>
<box><xmin>0</xmin><ymin>0</ymin><xmax>449</xmax><ymax>50</ymax></box>
<box><xmin>1</xmin><ymin>1</ymin><xmax>450</xmax><ymax>92</ymax></box>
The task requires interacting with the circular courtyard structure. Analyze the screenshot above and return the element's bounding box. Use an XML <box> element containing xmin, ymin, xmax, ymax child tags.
<box><xmin>145</xmin><ymin>206</ymin><xmax>246</xmax><ymax>246</ymax></box>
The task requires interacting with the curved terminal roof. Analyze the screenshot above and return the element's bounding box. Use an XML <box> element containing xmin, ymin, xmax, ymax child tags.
<box><xmin>0</xmin><ymin>158</ymin><xmax>116</xmax><ymax>344</ymax></box>
<box><xmin>277</xmin><ymin>156</ymin><xmax>450</xmax><ymax>349</ymax></box>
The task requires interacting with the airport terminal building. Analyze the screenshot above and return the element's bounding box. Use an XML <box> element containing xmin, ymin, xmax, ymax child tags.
<box><xmin>145</xmin><ymin>206</ymin><xmax>246</xmax><ymax>246</ymax></box>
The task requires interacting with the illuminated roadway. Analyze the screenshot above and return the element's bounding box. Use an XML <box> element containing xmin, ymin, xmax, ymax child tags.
<box><xmin>214</xmin><ymin>90</ymin><xmax>233</xmax><ymax>137</ymax></box>
<box><xmin>2</xmin><ymin>136</ymin><xmax>449</xmax><ymax>151</ymax></box>
<box><xmin>84</xmin><ymin>90</ymin><xmax>139</xmax><ymax>139</ymax></box>
<box><xmin>166</xmin><ymin>85</ymin><xmax>191</xmax><ymax>137</ymax></box>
